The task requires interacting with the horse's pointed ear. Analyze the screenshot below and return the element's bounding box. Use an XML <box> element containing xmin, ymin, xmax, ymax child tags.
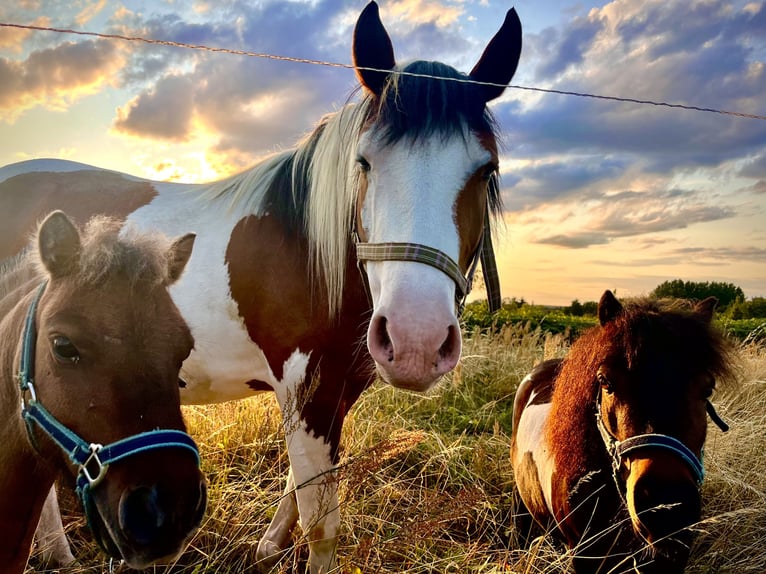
<box><xmin>38</xmin><ymin>211</ymin><xmax>81</xmax><ymax>278</ymax></box>
<box><xmin>695</xmin><ymin>296</ymin><xmax>718</xmax><ymax>324</ymax></box>
<box><xmin>469</xmin><ymin>7</ymin><xmax>522</xmax><ymax>103</ymax></box>
<box><xmin>167</xmin><ymin>233</ymin><xmax>195</xmax><ymax>284</ymax></box>
<box><xmin>353</xmin><ymin>1</ymin><xmax>396</xmax><ymax>96</ymax></box>
<box><xmin>598</xmin><ymin>290</ymin><xmax>623</xmax><ymax>326</ymax></box>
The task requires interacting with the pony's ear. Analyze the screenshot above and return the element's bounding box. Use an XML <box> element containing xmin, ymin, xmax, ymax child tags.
<box><xmin>695</xmin><ymin>296</ymin><xmax>718</xmax><ymax>324</ymax></box>
<box><xmin>166</xmin><ymin>233</ymin><xmax>196</xmax><ymax>285</ymax></box>
<box><xmin>598</xmin><ymin>290</ymin><xmax>623</xmax><ymax>326</ymax></box>
<box><xmin>37</xmin><ymin>211</ymin><xmax>81</xmax><ymax>278</ymax></box>
<box><xmin>469</xmin><ymin>7</ymin><xmax>522</xmax><ymax>103</ymax></box>
<box><xmin>353</xmin><ymin>1</ymin><xmax>396</xmax><ymax>96</ymax></box>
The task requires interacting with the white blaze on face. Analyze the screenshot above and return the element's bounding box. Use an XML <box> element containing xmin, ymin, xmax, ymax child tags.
<box><xmin>357</xmin><ymin>128</ymin><xmax>491</xmax><ymax>391</ymax></box>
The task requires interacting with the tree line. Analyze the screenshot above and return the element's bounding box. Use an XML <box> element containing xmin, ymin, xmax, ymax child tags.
<box><xmin>564</xmin><ymin>280</ymin><xmax>766</xmax><ymax>319</ymax></box>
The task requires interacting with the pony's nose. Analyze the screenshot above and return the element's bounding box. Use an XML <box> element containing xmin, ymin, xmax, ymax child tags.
<box><xmin>631</xmin><ymin>471</ymin><xmax>701</xmax><ymax>542</ymax></box>
<box><xmin>119</xmin><ymin>485</ymin><xmax>165</xmax><ymax>546</ymax></box>
<box><xmin>119</xmin><ymin>480</ymin><xmax>207</xmax><ymax>547</ymax></box>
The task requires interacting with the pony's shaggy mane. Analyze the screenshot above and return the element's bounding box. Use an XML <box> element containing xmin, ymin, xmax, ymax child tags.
<box><xmin>202</xmin><ymin>60</ymin><xmax>504</xmax><ymax>317</ymax></box>
<box><xmin>0</xmin><ymin>216</ymin><xmax>177</xmax><ymax>296</ymax></box>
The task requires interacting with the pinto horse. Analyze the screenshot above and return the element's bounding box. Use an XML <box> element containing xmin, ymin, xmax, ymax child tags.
<box><xmin>1</xmin><ymin>2</ymin><xmax>522</xmax><ymax>571</ymax></box>
<box><xmin>511</xmin><ymin>290</ymin><xmax>736</xmax><ymax>573</ymax></box>
<box><xmin>0</xmin><ymin>211</ymin><xmax>205</xmax><ymax>573</ymax></box>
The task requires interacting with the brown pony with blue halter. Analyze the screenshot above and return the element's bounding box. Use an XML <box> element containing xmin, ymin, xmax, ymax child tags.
<box><xmin>0</xmin><ymin>211</ymin><xmax>206</xmax><ymax>572</ymax></box>
<box><xmin>511</xmin><ymin>290</ymin><xmax>736</xmax><ymax>573</ymax></box>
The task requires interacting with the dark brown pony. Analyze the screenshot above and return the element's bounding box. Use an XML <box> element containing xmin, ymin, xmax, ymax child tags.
<box><xmin>511</xmin><ymin>290</ymin><xmax>736</xmax><ymax>573</ymax></box>
<box><xmin>0</xmin><ymin>211</ymin><xmax>206</xmax><ymax>572</ymax></box>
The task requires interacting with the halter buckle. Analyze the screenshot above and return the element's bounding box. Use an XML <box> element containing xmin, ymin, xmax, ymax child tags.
<box><xmin>19</xmin><ymin>378</ymin><xmax>38</xmax><ymax>411</ymax></box>
<box><xmin>80</xmin><ymin>443</ymin><xmax>109</xmax><ymax>488</ymax></box>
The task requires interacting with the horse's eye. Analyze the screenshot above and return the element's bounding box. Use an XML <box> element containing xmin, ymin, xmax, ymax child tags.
<box><xmin>52</xmin><ymin>336</ymin><xmax>80</xmax><ymax>364</ymax></box>
<box><xmin>356</xmin><ymin>156</ymin><xmax>371</xmax><ymax>173</ymax></box>
<box><xmin>482</xmin><ymin>165</ymin><xmax>496</xmax><ymax>182</ymax></box>
<box><xmin>597</xmin><ymin>372</ymin><xmax>614</xmax><ymax>394</ymax></box>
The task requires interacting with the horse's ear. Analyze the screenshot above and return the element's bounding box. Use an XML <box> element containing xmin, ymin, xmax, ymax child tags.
<box><xmin>598</xmin><ymin>290</ymin><xmax>623</xmax><ymax>326</ymax></box>
<box><xmin>695</xmin><ymin>297</ymin><xmax>718</xmax><ymax>324</ymax></box>
<box><xmin>167</xmin><ymin>233</ymin><xmax>195</xmax><ymax>284</ymax></box>
<box><xmin>353</xmin><ymin>1</ymin><xmax>396</xmax><ymax>96</ymax></box>
<box><xmin>469</xmin><ymin>7</ymin><xmax>522</xmax><ymax>103</ymax></box>
<box><xmin>38</xmin><ymin>211</ymin><xmax>81</xmax><ymax>278</ymax></box>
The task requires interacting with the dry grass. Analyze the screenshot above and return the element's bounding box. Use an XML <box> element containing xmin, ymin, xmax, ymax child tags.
<box><xmin>29</xmin><ymin>325</ymin><xmax>766</xmax><ymax>573</ymax></box>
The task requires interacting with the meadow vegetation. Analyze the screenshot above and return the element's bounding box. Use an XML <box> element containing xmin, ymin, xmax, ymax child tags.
<box><xmin>32</xmin><ymin>317</ymin><xmax>766</xmax><ymax>573</ymax></box>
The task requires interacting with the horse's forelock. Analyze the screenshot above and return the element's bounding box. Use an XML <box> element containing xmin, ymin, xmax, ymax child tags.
<box><xmin>54</xmin><ymin>216</ymin><xmax>175</xmax><ymax>288</ymax></box>
<box><xmin>375</xmin><ymin>61</ymin><xmax>494</xmax><ymax>145</ymax></box>
<box><xmin>612</xmin><ymin>298</ymin><xmax>739</xmax><ymax>390</ymax></box>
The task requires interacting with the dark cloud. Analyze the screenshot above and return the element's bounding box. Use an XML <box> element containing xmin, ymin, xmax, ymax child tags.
<box><xmin>528</xmin><ymin>185</ymin><xmax>737</xmax><ymax>249</ymax></box>
<box><xmin>535</xmin><ymin>232</ymin><xmax>610</xmax><ymax>249</ymax></box>
<box><xmin>535</xmin><ymin>15</ymin><xmax>605</xmax><ymax>78</ymax></box>
<box><xmin>494</xmin><ymin>0</ymin><xmax>766</xmax><ymax>220</ymax></box>
<box><xmin>114</xmin><ymin>74</ymin><xmax>195</xmax><ymax>140</ymax></box>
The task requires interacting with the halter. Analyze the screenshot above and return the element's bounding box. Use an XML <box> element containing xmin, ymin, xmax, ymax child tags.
<box><xmin>354</xmin><ymin>206</ymin><xmax>501</xmax><ymax>314</ymax></box>
<box><xmin>17</xmin><ymin>282</ymin><xmax>200</xmax><ymax>555</ymax></box>
<box><xmin>594</xmin><ymin>387</ymin><xmax>729</xmax><ymax>493</ymax></box>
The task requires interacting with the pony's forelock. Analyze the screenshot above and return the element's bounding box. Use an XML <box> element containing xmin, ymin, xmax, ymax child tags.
<box><xmin>34</xmin><ymin>215</ymin><xmax>177</xmax><ymax>288</ymax></box>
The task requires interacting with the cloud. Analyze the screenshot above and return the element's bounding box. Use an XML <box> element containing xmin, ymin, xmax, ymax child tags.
<box><xmin>527</xmin><ymin>186</ymin><xmax>737</xmax><ymax>249</ymax></box>
<box><xmin>0</xmin><ymin>38</ymin><xmax>125</xmax><ymax>121</ymax></box>
<box><xmin>114</xmin><ymin>74</ymin><xmax>195</xmax><ymax>140</ymax></box>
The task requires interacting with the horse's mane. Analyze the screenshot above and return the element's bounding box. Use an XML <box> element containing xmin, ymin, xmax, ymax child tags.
<box><xmin>203</xmin><ymin>59</ymin><xmax>504</xmax><ymax>316</ymax></box>
<box><xmin>0</xmin><ymin>216</ymin><xmax>177</xmax><ymax>299</ymax></box>
<box><xmin>547</xmin><ymin>297</ymin><xmax>738</xmax><ymax>476</ymax></box>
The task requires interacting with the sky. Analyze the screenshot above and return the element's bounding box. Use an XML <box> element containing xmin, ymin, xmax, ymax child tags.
<box><xmin>0</xmin><ymin>0</ymin><xmax>764</xmax><ymax>306</ymax></box>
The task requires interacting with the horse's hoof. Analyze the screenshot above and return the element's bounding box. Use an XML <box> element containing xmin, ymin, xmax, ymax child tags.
<box><xmin>255</xmin><ymin>538</ymin><xmax>290</xmax><ymax>572</ymax></box>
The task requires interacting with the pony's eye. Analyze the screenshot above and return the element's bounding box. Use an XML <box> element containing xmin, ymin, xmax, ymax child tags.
<box><xmin>356</xmin><ymin>156</ymin><xmax>371</xmax><ymax>173</ymax></box>
<box><xmin>52</xmin><ymin>336</ymin><xmax>80</xmax><ymax>364</ymax></box>
<box><xmin>597</xmin><ymin>372</ymin><xmax>614</xmax><ymax>394</ymax></box>
<box><xmin>482</xmin><ymin>165</ymin><xmax>497</xmax><ymax>182</ymax></box>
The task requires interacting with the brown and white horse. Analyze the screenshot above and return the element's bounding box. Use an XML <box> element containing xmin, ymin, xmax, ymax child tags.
<box><xmin>0</xmin><ymin>211</ymin><xmax>205</xmax><ymax>573</ymax></box>
<box><xmin>1</xmin><ymin>3</ymin><xmax>522</xmax><ymax>571</ymax></box>
<box><xmin>511</xmin><ymin>290</ymin><xmax>736</xmax><ymax>573</ymax></box>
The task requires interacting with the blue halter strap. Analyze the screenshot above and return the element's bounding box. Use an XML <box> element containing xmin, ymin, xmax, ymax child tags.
<box><xmin>594</xmin><ymin>387</ymin><xmax>728</xmax><ymax>490</ymax></box>
<box><xmin>18</xmin><ymin>282</ymin><xmax>200</xmax><ymax>553</ymax></box>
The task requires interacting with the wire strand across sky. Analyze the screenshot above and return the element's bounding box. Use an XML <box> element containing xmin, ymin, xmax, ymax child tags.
<box><xmin>1</xmin><ymin>21</ymin><xmax>764</xmax><ymax>122</ymax></box>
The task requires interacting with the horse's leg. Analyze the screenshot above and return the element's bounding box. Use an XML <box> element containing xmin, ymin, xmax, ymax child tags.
<box><xmin>282</xmin><ymin>420</ymin><xmax>340</xmax><ymax>574</ymax></box>
<box><xmin>34</xmin><ymin>485</ymin><xmax>76</xmax><ymax>568</ymax></box>
<box><xmin>256</xmin><ymin>469</ymin><xmax>299</xmax><ymax>570</ymax></box>
<box><xmin>269</xmin><ymin>351</ymin><xmax>342</xmax><ymax>574</ymax></box>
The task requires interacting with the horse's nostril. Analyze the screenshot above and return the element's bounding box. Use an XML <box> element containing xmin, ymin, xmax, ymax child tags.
<box><xmin>370</xmin><ymin>315</ymin><xmax>394</xmax><ymax>362</ymax></box>
<box><xmin>438</xmin><ymin>324</ymin><xmax>458</xmax><ymax>360</ymax></box>
<box><xmin>119</xmin><ymin>485</ymin><xmax>165</xmax><ymax>546</ymax></box>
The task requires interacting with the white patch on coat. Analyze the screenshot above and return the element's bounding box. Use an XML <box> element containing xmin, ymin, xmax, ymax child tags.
<box><xmin>273</xmin><ymin>350</ymin><xmax>338</xmax><ymax>572</ymax></box>
<box><xmin>515</xmin><ymin>401</ymin><xmax>557</xmax><ymax>516</ymax></box>
<box><xmin>125</xmin><ymin>182</ymin><xmax>275</xmax><ymax>404</ymax></box>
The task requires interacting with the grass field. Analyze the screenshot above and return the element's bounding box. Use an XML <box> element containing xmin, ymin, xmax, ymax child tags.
<box><xmin>32</xmin><ymin>322</ymin><xmax>766</xmax><ymax>573</ymax></box>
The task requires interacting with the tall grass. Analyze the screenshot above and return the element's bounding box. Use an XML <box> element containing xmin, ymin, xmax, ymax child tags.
<box><xmin>30</xmin><ymin>326</ymin><xmax>766</xmax><ymax>573</ymax></box>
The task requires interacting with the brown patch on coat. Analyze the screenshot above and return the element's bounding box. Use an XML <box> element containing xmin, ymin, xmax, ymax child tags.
<box><xmin>225</xmin><ymin>214</ymin><xmax>373</xmax><ymax>458</ymax></box>
<box><xmin>0</xmin><ymin>170</ymin><xmax>157</xmax><ymax>260</ymax></box>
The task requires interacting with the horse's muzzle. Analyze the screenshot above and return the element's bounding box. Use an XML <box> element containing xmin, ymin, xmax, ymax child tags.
<box><xmin>626</xmin><ymin>456</ymin><xmax>701</xmax><ymax>544</ymax></box>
